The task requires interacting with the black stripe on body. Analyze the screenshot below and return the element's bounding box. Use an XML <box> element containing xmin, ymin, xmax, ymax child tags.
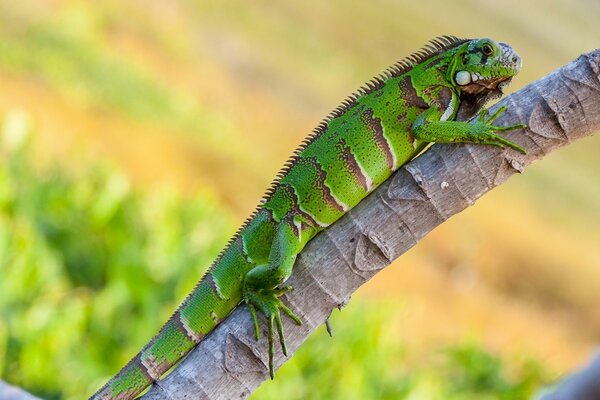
<box><xmin>133</xmin><ymin>356</ymin><xmax>155</xmax><ymax>382</ymax></box>
<box><xmin>279</xmin><ymin>183</ymin><xmax>321</xmax><ymax>228</ymax></box>
<box><xmin>399</xmin><ymin>75</ymin><xmax>429</xmax><ymax>110</ymax></box>
<box><xmin>235</xmin><ymin>235</ymin><xmax>254</xmax><ymax>266</ymax></box>
<box><xmin>340</xmin><ymin>139</ymin><xmax>369</xmax><ymax>191</ymax></box>
<box><xmin>307</xmin><ymin>156</ymin><xmax>346</xmax><ymax>213</ymax></box>
<box><xmin>205</xmin><ymin>274</ymin><xmax>226</xmax><ymax>301</ymax></box>
<box><xmin>172</xmin><ymin>310</ymin><xmax>205</xmax><ymax>343</ymax></box>
<box><xmin>361</xmin><ymin>108</ymin><xmax>395</xmax><ymax>170</ymax></box>
<box><xmin>286</xmin><ymin>215</ymin><xmax>300</xmax><ymax>238</ymax></box>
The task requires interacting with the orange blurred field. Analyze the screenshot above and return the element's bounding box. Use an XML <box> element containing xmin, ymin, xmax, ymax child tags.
<box><xmin>1</xmin><ymin>0</ymin><xmax>599</xmax><ymax>393</ymax></box>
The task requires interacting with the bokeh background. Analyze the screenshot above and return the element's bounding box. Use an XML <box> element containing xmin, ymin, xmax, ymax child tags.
<box><xmin>0</xmin><ymin>1</ymin><xmax>599</xmax><ymax>399</ymax></box>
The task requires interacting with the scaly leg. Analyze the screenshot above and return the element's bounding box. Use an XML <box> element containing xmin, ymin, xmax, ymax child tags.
<box><xmin>242</xmin><ymin>220</ymin><xmax>303</xmax><ymax>378</ymax></box>
<box><xmin>413</xmin><ymin>105</ymin><xmax>527</xmax><ymax>154</ymax></box>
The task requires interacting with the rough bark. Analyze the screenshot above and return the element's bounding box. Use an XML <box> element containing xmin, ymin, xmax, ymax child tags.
<box><xmin>142</xmin><ymin>49</ymin><xmax>600</xmax><ymax>399</ymax></box>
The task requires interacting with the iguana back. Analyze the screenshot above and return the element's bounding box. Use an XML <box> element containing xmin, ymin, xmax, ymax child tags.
<box><xmin>91</xmin><ymin>35</ymin><xmax>525</xmax><ymax>399</ymax></box>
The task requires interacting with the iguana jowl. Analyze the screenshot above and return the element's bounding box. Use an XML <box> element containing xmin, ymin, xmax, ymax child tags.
<box><xmin>91</xmin><ymin>36</ymin><xmax>526</xmax><ymax>399</ymax></box>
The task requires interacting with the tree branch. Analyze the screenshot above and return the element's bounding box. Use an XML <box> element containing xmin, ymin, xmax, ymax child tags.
<box><xmin>142</xmin><ymin>49</ymin><xmax>600</xmax><ymax>400</ymax></box>
<box><xmin>0</xmin><ymin>380</ymin><xmax>40</xmax><ymax>400</ymax></box>
<box><xmin>540</xmin><ymin>352</ymin><xmax>600</xmax><ymax>399</ymax></box>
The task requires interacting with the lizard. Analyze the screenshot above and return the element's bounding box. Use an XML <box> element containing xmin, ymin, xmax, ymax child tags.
<box><xmin>91</xmin><ymin>36</ymin><xmax>526</xmax><ymax>400</ymax></box>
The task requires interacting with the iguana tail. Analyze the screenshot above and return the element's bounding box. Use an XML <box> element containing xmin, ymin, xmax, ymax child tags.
<box><xmin>90</xmin><ymin>234</ymin><xmax>253</xmax><ymax>399</ymax></box>
<box><xmin>90</xmin><ymin>314</ymin><xmax>201</xmax><ymax>400</ymax></box>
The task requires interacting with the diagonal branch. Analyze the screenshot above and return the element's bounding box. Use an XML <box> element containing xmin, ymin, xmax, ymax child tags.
<box><xmin>0</xmin><ymin>380</ymin><xmax>40</xmax><ymax>400</ymax></box>
<box><xmin>142</xmin><ymin>49</ymin><xmax>600</xmax><ymax>400</ymax></box>
<box><xmin>540</xmin><ymin>352</ymin><xmax>600</xmax><ymax>399</ymax></box>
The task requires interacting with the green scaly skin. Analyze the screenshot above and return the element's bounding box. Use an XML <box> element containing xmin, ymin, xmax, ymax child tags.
<box><xmin>91</xmin><ymin>36</ymin><xmax>526</xmax><ymax>399</ymax></box>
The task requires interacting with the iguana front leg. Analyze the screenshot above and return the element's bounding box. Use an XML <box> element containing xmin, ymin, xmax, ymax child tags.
<box><xmin>242</xmin><ymin>219</ymin><xmax>303</xmax><ymax>378</ymax></box>
<box><xmin>413</xmin><ymin>105</ymin><xmax>527</xmax><ymax>153</ymax></box>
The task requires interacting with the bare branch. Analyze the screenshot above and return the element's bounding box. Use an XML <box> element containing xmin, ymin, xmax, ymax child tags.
<box><xmin>540</xmin><ymin>351</ymin><xmax>600</xmax><ymax>399</ymax></box>
<box><xmin>142</xmin><ymin>49</ymin><xmax>600</xmax><ymax>400</ymax></box>
<box><xmin>0</xmin><ymin>380</ymin><xmax>41</xmax><ymax>400</ymax></box>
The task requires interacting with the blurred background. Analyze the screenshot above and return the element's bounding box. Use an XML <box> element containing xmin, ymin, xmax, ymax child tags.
<box><xmin>0</xmin><ymin>0</ymin><xmax>598</xmax><ymax>399</ymax></box>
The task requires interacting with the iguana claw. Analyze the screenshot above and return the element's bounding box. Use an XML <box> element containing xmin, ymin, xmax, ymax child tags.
<box><xmin>475</xmin><ymin>106</ymin><xmax>527</xmax><ymax>154</ymax></box>
<box><xmin>244</xmin><ymin>286</ymin><xmax>302</xmax><ymax>379</ymax></box>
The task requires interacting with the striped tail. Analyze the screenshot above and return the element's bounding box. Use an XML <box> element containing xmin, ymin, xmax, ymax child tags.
<box><xmin>90</xmin><ymin>232</ymin><xmax>255</xmax><ymax>399</ymax></box>
<box><xmin>90</xmin><ymin>313</ymin><xmax>203</xmax><ymax>400</ymax></box>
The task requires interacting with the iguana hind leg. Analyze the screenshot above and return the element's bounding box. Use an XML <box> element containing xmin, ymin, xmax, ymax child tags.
<box><xmin>242</xmin><ymin>219</ymin><xmax>303</xmax><ymax>378</ymax></box>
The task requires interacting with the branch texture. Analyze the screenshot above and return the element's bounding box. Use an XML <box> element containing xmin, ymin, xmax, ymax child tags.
<box><xmin>142</xmin><ymin>49</ymin><xmax>600</xmax><ymax>400</ymax></box>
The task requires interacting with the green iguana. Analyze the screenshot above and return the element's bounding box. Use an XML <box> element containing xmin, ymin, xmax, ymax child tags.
<box><xmin>91</xmin><ymin>36</ymin><xmax>526</xmax><ymax>399</ymax></box>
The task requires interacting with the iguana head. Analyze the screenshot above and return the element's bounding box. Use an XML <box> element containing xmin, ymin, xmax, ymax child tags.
<box><xmin>450</xmin><ymin>38</ymin><xmax>522</xmax><ymax>119</ymax></box>
<box><xmin>452</xmin><ymin>38</ymin><xmax>522</xmax><ymax>95</ymax></box>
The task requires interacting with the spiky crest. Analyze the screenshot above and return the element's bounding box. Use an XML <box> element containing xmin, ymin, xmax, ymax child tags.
<box><xmin>191</xmin><ymin>36</ymin><xmax>470</xmax><ymax>300</ymax></box>
<box><xmin>259</xmin><ymin>35</ymin><xmax>469</xmax><ymax>203</ymax></box>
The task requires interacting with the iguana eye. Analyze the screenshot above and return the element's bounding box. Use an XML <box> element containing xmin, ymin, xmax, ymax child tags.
<box><xmin>482</xmin><ymin>43</ymin><xmax>494</xmax><ymax>56</ymax></box>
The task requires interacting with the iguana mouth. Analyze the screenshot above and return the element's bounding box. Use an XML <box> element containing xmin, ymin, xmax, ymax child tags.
<box><xmin>455</xmin><ymin>76</ymin><xmax>513</xmax><ymax>121</ymax></box>
<box><xmin>459</xmin><ymin>76</ymin><xmax>512</xmax><ymax>96</ymax></box>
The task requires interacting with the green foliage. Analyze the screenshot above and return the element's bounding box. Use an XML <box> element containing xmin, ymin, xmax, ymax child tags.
<box><xmin>442</xmin><ymin>344</ymin><xmax>546</xmax><ymax>399</ymax></box>
<box><xmin>0</xmin><ymin>113</ymin><xmax>234</xmax><ymax>398</ymax></box>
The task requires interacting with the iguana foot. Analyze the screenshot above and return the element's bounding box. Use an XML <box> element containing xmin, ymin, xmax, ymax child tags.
<box><xmin>474</xmin><ymin>106</ymin><xmax>527</xmax><ymax>154</ymax></box>
<box><xmin>243</xmin><ymin>285</ymin><xmax>302</xmax><ymax>378</ymax></box>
